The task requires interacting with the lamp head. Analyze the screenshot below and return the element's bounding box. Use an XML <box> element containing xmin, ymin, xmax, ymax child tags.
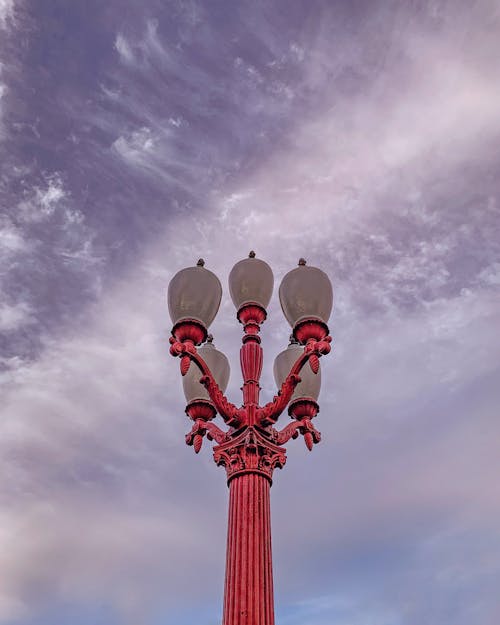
<box><xmin>229</xmin><ymin>252</ymin><xmax>274</xmax><ymax>324</ymax></box>
<box><xmin>273</xmin><ymin>338</ymin><xmax>321</xmax><ymax>407</ymax></box>
<box><xmin>168</xmin><ymin>260</ymin><xmax>222</xmax><ymax>344</ymax></box>
<box><xmin>279</xmin><ymin>259</ymin><xmax>333</xmax><ymax>343</ymax></box>
<box><xmin>182</xmin><ymin>335</ymin><xmax>230</xmax><ymax>404</ymax></box>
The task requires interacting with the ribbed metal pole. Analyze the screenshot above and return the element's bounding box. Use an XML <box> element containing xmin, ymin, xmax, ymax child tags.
<box><xmin>222</xmin><ymin>472</ymin><xmax>274</xmax><ymax>625</ymax></box>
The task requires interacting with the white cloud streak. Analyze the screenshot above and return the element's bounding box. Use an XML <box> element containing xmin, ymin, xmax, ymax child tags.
<box><xmin>1</xmin><ymin>4</ymin><xmax>500</xmax><ymax>624</ymax></box>
<box><xmin>0</xmin><ymin>301</ymin><xmax>33</xmax><ymax>331</ymax></box>
<box><xmin>0</xmin><ymin>0</ymin><xmax>14</xmax><ymax>30</ymax></box>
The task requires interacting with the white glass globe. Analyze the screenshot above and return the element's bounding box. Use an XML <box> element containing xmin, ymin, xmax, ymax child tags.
<box><xmin>273</xmin><ymin>340</ymin><xmax>321</xmax><ymax>402</ymax></box>
<box><xmin>279</xmin><ymin>260</ymin><xmax>333</xmax><ymax>328</ymax></box>
<box><xmin>168</xmin><ymin>260</ymin><xmax>222</xmax><ymax>328</ymax></box>
<box><xmin>182</xmin><ymin>338</ymin><xmax>230</xmax><ymax>403</ymax></box>
<box><xmin>228</xmin><ymin>252</ymin><xmax>274</xmax><ymax>310</ymax></box>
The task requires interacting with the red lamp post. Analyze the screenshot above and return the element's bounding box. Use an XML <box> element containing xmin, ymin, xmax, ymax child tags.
<box><xmin>168</xmin><ymin>252</ymin><xmax>333</xmax><ymax>625</ymax></box>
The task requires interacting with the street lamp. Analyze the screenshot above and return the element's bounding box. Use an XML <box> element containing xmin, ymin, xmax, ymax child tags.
<box><xmin>168</xmin><ymin>252</ymin><xmax>333</xmax><ymax>625</ymax></box>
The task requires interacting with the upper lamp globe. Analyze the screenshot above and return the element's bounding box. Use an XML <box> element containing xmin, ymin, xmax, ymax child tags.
<box><xmin>279</xmin><ymin>258</ymin><xmax>333</xmax><ymax>343</ymax></box>
<box><xmin>168</xmin><ymin>259</ymin><xmax>222</xmax><ymax>344</ymax></box>
<box><xmin>228</xmin><ymin>251</ymin><xmax>274</xmax><ymax>321</ymax></box>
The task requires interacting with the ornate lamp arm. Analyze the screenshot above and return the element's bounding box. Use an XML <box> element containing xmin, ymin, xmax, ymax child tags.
<box><xmin>186</xmin><ymin>419</ymin><xmax>231</xmax><ymax>453</ymax></box>
<box><xmin>170</xmin><ymin>338</ymin><xmax>243</xmax><ymax>427</ymax></box>
<box><xmin>256</xmin><ymin>336</ymin><xmax>332</xmax><ymax>425</ymax></box>
<box><xmin>199</xmin><ymin>373</ymin><xmax>245</xmax><ymax>427</ymax></box>
<box><xmin>272</xmin><ymin>418</ymin><xmax>321</xmax><ymax>451</ymax></box>
<box><xmin>257</xmin><ymin>373</ymin><xmax>302</xmax><ymax>426</ymax></box>
<box><xmin>204</xmin><ymin>421</ymin><xmax>231</xmax><ymax>444</ymax></box>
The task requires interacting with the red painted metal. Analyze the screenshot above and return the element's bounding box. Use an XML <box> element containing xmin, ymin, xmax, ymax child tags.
<box><xmin>282</xmin><ymin>398</ymin><xmax>321</xmax><ymax>451</ymax></box>
<box><xmin>185</xmin><ymin>399</ymin><xmax>216</xmax><ymax>422</ymax></box>
<box><xmin>222</xmin><ymin>473</ymin><xmax>275</xmax><ymax>625</ymax></box>
<box><xmin>170</xmin><ymin>298</ymin><xmax>332</xmax><ymax>624</ymax></box>
<box><xmin>171</xmin><ymin>318</ymin><xmax>207</xmax><ymax>345</ymax></box>
<box><xmin>185</xmin><ymin>400</ymin><xmax>217</xmax><ymax>453</ymax></box>
<box><xmin>293</xmin><ymin>317</ymin><xmax>329</xmax><ymax>344</ymax></box>
<box><xmin>237</xmin><ymin>302</ymin><xmax>267</xmax><ymax>331</ymax></box>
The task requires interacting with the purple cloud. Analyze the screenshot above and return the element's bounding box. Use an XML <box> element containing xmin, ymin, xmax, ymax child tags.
<box><xmin>0</xmin><ymin>1</ymin><xmax>499</xmax><ymax>624</ymax></box>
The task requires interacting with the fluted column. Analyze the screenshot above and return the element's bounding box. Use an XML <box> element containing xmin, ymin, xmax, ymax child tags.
<box><xmin>214</xmin><ymin>427</ymin><xmax>287</xmax><ymax>625</ymax></box>
<box><xmin>222</xmin><ymin>472</ymin><xmax>274</xmax><ymax>625</ymax></box>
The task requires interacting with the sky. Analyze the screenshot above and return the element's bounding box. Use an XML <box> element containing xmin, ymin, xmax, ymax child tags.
<box><xmin>1</xmin><ymin>1</ymin><xmax>499</xmax><ymax>624</ymax></box>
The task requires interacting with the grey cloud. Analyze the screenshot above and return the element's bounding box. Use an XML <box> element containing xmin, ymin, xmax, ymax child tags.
<box><xmin>0</xmin><ymin>0</ymin><xmax>15</xmax><ymax>31</ymax></box>
<box><xmin>1</xmin><ymin>2</ymin><xmax>499</xmax><ymax>624</ymax></box>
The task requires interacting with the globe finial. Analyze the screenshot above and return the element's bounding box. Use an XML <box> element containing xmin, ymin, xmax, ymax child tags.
<box><xmin>298</xmin><ymin>258</ymin><xmax>306</xmax><ymax>266</ymax></box>
<box><xmin>197</xmin><ymin>258</ymin><xmax>205</xmax><ymax>267</ymax></box>
<box><xmin>249</xmin><ymin>251</ymin><xmax>256</xmax><ymax>258</ymax></box>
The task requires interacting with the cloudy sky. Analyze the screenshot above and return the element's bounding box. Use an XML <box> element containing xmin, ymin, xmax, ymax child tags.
<box><xmin>1</xmin><ymin>1</ymin><xmax>500</xmax><ymax>624</ymax></box>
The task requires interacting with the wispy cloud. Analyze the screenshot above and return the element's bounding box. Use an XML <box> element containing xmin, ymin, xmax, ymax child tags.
<box><xmin>0</xmin><ymin>301</ymin><xmax>33</xmax><ymax>332</ymax></box>
<box><xmin>114</xmin><ymin>32</ymin><xmax>134</xmax><ymax>64</ymax></box>
<box><xmin>0</xmin><ymin>0</ymin><xmax>15</xmax><ymax>30</ymax></box>
<box><xmin>0</xmin><ymin>2</ymin><xmax>499</xmax><ymax>624</ymax></box>
<box><xmin>0</xmin><ymin>229</ymin><xmax>227</xmax><ymax>621</ymax></box>
<box><xmin>0</xmin><ymin>171</ymin><xmax>104</xmax><ymax>363</ymax></box>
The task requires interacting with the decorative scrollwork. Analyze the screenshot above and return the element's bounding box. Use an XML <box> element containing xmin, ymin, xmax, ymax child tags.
<box><xmin>185</xmin><ymin>419</ymin><xmax>206</xmax><ymax>452</ymax></box>
<box><xmin>256</xmin><ymin>337</ymin><xmax>332</xmax><ymax>426</ymax></box>
<box><xmin>205</xmin><ymin>421</ymin><xmax>231</xmax><ymax>445</ymax></box>
<box><xmin>272</xmin><ymin>418</ymin><xmax>321</xmax><ymax>450</ymax></box>
<box><xmin>272</xmin><ymin>421</ymin><xmax>301</xmax><ymax>445</ymax></box>
<box><xmin>170</xmin><ymin>339</ymin><xmax>243</xmax><ymax>427</ymax></box>
<box><xmin>180</xmin><ymin>355</ymin><xmax>191</xmax><ymax>376</ymax></box>
<box><xmin>257</xmin><ymin>374</ymin><xmax>301</xmax><ymax>425</ymax></box>
<box><xmin>213</xmin><ymin>427</ymin><xmax>287</xmax><ymax>483</ymax></box>
<box><xmin>171</xmin><ymin>325</ymin><xmax>331</xmax><ymax>457</ymax></box>
<box><xmin>309</xmin><ymin>354</ymin><xmax>319</xmax><ymax>374</ymax></box>
<box><xmin>199</xmin><ymin>375</ymin><xmax>244</xmax><ymax>427</ymax></box>
<box><xmin>186</xmin><ymin>419</ymin><xmax>230</xmax><ymax>453</ymax></box>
